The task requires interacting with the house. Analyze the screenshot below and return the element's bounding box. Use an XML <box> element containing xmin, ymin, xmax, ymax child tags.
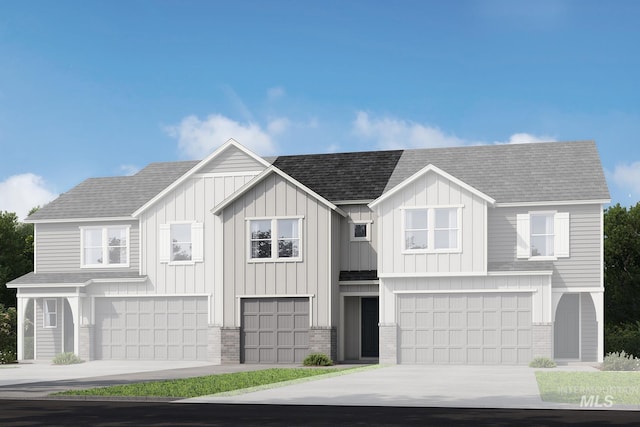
<box><xmin>8</xmin><ymin>139</ymin><xmax>610</xmax><ymax>365</ymax></box>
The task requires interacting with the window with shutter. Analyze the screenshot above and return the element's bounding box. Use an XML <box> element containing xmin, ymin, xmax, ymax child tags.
<box><xmin>516</xmin><ymin>212</ymin><xmax>570</xmax><ymax>260</ymax></box>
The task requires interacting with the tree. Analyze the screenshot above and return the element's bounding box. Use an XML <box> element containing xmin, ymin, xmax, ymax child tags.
<box><xmin>604</xmin><ymin>203</ymin><xmax>640</xmax><ymax>326</ymax></box>
<box><xmin>0</xmin><ymin>211</ymin><xmax>35</xmax><ymax>307</ymax></box>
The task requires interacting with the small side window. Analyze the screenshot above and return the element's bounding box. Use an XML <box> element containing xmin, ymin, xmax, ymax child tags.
<box><xmin>350</xmin><ymin>222</ymin><xmax>371</xmax><ymax>242</ymax></box>
<box><xmin>44</xmin><ymin>299</ymin><xmax>57</xmax><ymax>328</ymax></box>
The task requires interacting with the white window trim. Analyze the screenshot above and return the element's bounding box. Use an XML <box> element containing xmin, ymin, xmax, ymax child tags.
<box><xmin>43</xmin><ymin>298</ymin><xmax>57</xmax><ymax>328</ymax></box>
<box><xmin>160</xmin><ymin>221</ymin><xmax>204</xmax><ymax>265</ymax></box>
<box><xmin>80</xmin><ymin>225</ymin><xmax>130</xmax><ymax>268</ymax></box>
<box><xmin>529</xmin><ymin>211</ymin><xmax>556</xmax><ymax>260</ymax></box>
<box><xmin>349</xmin><ymin>220</ymin><xmax>372</xmax><ymax>242</ymax></box>
<box><xmin>401</xmin><ymin>206</ymin><xmax>462</xmax><ymax>254</ymax></box>
<box><xmin>517</xmin><ymin>210</ymin><xmax>570</xmax><ymax>261</ymax></box>
<box><xmin>247</xmin><ymin>216</ymin><xmax>304</xmax><ymax>262</ymax></box>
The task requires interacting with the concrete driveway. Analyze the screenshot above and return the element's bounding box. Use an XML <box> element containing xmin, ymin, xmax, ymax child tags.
<box><xmin>181</xmin><ymin>364</ymin><xmax>600</xmax><ymax>409</ymax></box>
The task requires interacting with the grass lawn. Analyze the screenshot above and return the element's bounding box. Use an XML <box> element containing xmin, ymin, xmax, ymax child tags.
<box><xmin>53</xmin><ymin>367</ymin><xmax>361</xmax><ymax>398</ymax></box>
<box><xmin>535</xmin><ymin>371</ymin><xmax>640</xmax><ymax>405</ymax></box>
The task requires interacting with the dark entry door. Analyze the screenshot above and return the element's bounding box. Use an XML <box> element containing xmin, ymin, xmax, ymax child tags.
<box><xmin>361</xmin><ymin>297</ymin><xmax>379</xmax><ymax>357</ymax></box>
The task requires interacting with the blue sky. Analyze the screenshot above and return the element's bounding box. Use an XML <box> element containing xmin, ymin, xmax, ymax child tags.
<box><xmin>1</xmin><ymin>0</ymin><xmax>638</xmax><ymax>219</ymax></box>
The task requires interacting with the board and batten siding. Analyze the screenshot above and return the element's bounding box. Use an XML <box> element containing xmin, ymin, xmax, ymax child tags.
<box><xmin>221</xmin><ymin>172</ymin><xmax>334</xmax><ymax>328</ymax></box>
<box><xmin>376</xmin><ymin>171</ymin><xmax>487</xmax><ymax>275</ymax></box>
<box><xmin>198</xmin><ymin>144</ymin><xmax>266</xmax><ymax>174</ymax></box>
<box><xmin>35</xmin><ymin>220</ymin><xmax>139</xmax><ymax>273</ymax></box>
<box><xmin>140</xmin><ymin>173</ymin><xmax>257</xmax><ymax>295</ymax></box>
<box><xmin>487</xmin><ymin>204</ymin><xmax>602</xmax><ymax>288</ymax></box>
<box><xmin>339</xmin><ymin>205</ymin><xmax>377</xmax><ymax>271</ymax></box>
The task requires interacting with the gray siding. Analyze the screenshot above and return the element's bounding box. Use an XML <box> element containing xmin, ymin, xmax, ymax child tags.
<box><xmin>488</xmin><ymin>204</ymin><xmax>602</xmax><ymax>288</ymax></box>
<box><xmin>36</xmin><ymin>220</ymin><xmax>139</xmax><ymax>273</ymax></box>
<box><xmin>339</xmin><ymin>205</ymin><xmax>377</xmax><ymax>271</ymax></box>
<box><xmin>35</xmin><ymin>298</ymin><xmax>62</xmax><ymax>359</ymax></box>
<box><xmin>199</xmin><ymin>145</ymin><xmax>265</xmax><ymax>173</ymax></box>
<box><xmin>376</xmin><ymin>170</ymin><xmax>488</xmax><ymax>275</ymax></box>
<box><xmin>581</xmin><ymin>293</ymin><xmax>598</xmax><ymax>361</ymax></box>
<box><xmin>221</xmin><ymin>173</ymin><xmax>334</xmax><ymax>327</ymax></box>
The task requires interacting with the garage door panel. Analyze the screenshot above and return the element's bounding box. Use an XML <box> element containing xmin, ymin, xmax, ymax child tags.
<box><xmin>241</xmin><ymin>297</ymin><xmax>309</xmax><ymax>364</ymax></box>
<box><xmin>398</xmin><ymin>293</ymin><xmax>533</xmax><ymax>364</ymax></box>
<box><xmin>96</xmin><ymin>297</ymin><xmax>208</xmax><ymax>361</ymax></box>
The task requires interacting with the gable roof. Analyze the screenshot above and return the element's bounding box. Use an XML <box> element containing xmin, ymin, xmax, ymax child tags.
<box><xmin>272</xmin><ymin>150</ymin><xmax>404</xmax><ymax>202</ymax></box>
<box><xmin>27</xmin><ymin>140</ymin><xmax>610</xmax><ymax>222</ymax></box>
<box><xmin>211</xmin><ymin>166</ymin><xmax>347</xmax><ymax>217</ymax></box>
<box><xmin>384</xmin><ymin>141</ymin><xmax>610</xmax><ymax>204</ymax></box>
<box><xmin>27</xmin><ymin>160</ymin><xmax>197</xmax><ymax>221</ymax></box>
<box><xmin>369</xmin><ymin>163</ymin><xmax>496</xmax><ymax>208</ymax></box>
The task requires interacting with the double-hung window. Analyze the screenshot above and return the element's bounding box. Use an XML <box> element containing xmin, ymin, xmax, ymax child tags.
<box><xmin>249</xmin><ymin>217</ymin><xmax>302</xmax><ymax>261</ymax></box>
<box><xmin>81</xmin><ymin>226</ymin><xmax>129</xmax><ymax>267</ymax></box>
<box><xmin>159</xmin><ymin>222</ymin><xmax>204</xmax><ymax>264</ymax></box>
<box><xmin>43</xmin><ymin>299</ymin><xmax>57</xmax><ymax>328</ymax></box>
<box><xmin>517</xmin><ymin>211</ymin><xmax>570</xmax><ymax>259</ymax></box>
<box><xmin>403</xmin><ymin>207</ymin><xmax>461</xmax><ymax>252</ymax></box>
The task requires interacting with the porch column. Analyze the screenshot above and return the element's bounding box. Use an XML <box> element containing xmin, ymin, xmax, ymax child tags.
<box><xmin>16</xmin><ymin>296</ymin><xmax>29</xmax><ymax>361</ymax></box>
<box><xmin>590</xmin><ymin>291</ymin><xmax>604</xmax><ymax>363</ymax></box>
<box><xmin>66</xmin><ymin>296</ymin><xmax>81</xmax><ymax>356</ymax></box>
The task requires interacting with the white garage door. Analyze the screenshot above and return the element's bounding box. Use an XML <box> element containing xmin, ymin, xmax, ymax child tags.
<box><xmin>95</xmin><ymin>297</ymin><xmax>208</xmax><ymax>361</ymax></box>
<box><xmin>398</xmin><ymin>293</ymin><xmax>532</xmax><ymax>364</ymax></box>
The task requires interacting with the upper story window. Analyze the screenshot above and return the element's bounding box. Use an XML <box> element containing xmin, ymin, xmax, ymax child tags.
<box><xmin>159</xmin><ymin>222</ymin><xmax>204</xmax><ymax>264</ymax></box>
<box><xmin>43</xmin><ymin>299</ymin><xmax>57</xmax><ymax>328</ymax></box>
<box><xmin>249</xmin><ymin>217</ymin><xmax>302</xmax><ymax>261</ymax></box>
<box><xmin>350</xmin><ymin>221</ymin><xmax>372</xmax><ymax>242</ymax></box>
<box><xmin>517</xmin><ymin>211</ymin><xmax>570</xmax><ymax>260</ymax></box>
<box><xmin>81</xmin><ymin>226</ymin><xmax>129</xmax><ymax>268</ymax></box>
<box><xmin>403</xmin><ymin>207</ymin><xmax>461</xmax><ymax>252</ymax></box>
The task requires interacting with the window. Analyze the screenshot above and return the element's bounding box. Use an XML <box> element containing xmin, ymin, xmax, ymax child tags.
<box><xmin>405</xmin><ymin>209</ymin><xmax>428</xmax><ymax>250</ymax></box>
<box><xmin>403</xmin><ymin>207</ymin><xmax>460</xmax><ymax>252</ymax></box>
<box><xmin>249</xmin><ymin>218</ymin><xmax>302</xmax><ymax>261</ymax></box>
<box><xmin>171</xmin><ymin>223</ymin><xmax>192</xmax><ymax>261</ymax></box>
<box><xmin>350</xmin><ymin>221</ymin><xmax>371</xmax><ymax>242</ymax></box>
<box><xmin>43</xmin><ymin>299</ymin><xmax>57</xmax><ymax>328</ymax></box>
<box><xmin>516</xmin><ymin>212</ymin><xmax>570</xmax><ymax>259</ymax></box>
<box><xmin>434</xmin><ymin>208</ymin><xmax>459</xmax><ymax>250</ymax></box>
<box><xmin>530</xmin><ymin>213</ymin><xmax>554</xmax><ymax>257</ymax></box>
<box><xmin>81</xmin><ymin>226</ymin><xmax>129</xmax><ymax>267</ymax></box>
<box><xmin>159</xmin><ymin>222</ymin><xmax>204</xmax><ymax>264</ymax></box>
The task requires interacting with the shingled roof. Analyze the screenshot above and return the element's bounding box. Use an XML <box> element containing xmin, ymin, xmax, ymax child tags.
<box><xmin>27</xmin><ymin>141</ymin><xmax>609</xmax><ymax>221</ymax></box>
<box><xmin>27</xmin><ymin>160</ymin><xmax>198</xmax><ymax>220</ymax></box>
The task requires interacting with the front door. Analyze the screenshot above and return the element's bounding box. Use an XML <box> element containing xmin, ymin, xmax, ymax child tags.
<box><xmin>361</xmin><ymin>297</ymin><xmax>379</xmax><ymax>358</ymax></box>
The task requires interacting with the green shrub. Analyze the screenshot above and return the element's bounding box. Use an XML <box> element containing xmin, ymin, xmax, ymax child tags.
<box><xmin>602</xmin><ymin>351</ymin><xmax>640</xmax><ymax>371</ymax></box>
<box><xmin>303</xmin><ymin>353</ymin><xmax>333</xmax><ymax>366</ymax></box>
<box><xmin>605</xmin><ymin>321</ymin><xmax>640</xmax><ymax>356</ymax></box>
<box><xmin>0</xmin><ymin>305</ymin><xmax>17</xmax><ymax>364</ymax></box>
<box><xmin>52</xmin><ymin>352</ymin><xmax>84</xmax><ymax>365</ymax></box>
<box><xmin>529</xmin><ymin>357</ymin><xmax>557</xmax><ymax>368</ymax></box>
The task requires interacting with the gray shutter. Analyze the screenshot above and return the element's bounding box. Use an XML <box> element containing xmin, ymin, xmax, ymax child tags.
<box><xmin>159</xmin><ymin>224</ymin><xmax>170</xmax><ymax>263</ymax></box>
<box><xmin>516</xmin><ymin>214</ymin><xmax>530</xmax><ymax>259</ymax></box>
<box><xmin>554</xmin><ymin>212</ymin><xmax>570</xmax><ymax>258</ymax></box>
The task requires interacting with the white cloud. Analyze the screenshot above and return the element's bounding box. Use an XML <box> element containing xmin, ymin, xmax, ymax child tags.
<box><xmin>119</xmin><ymin>164</ymin><xmax>139</xmax><ymax>176</ymax></box>
<box><xmin>165</xmin><ymin>114</ymin><xmax>277</xmax><ymax>159</ymax></box>
<box><xmin>267</xmin><ymin>117</ymin><xmax>290</xmax><ymax>135</ymax></box>
<box><xmin>495</xmin><ymin>132</ymin><xmax>555</xmax><ymax>145</ymax></box>
<box><xmin>0</xmin><ymin>173</ymin><xmax>57</xmax><ymax>220</ymax></box>
<box><xmin>267</xmin><ymin>86</ymin><xmax>285</xmax><ymax>101</ymax></box>
<box><xmin>353</xmin><ymin>111</ymin><xmax>466</xmax><ymax>149</ymax></box>
<box><xmin>610</xmin><ymin>162</ymin><xmax>640</xmax><ymax>202</ymax></box>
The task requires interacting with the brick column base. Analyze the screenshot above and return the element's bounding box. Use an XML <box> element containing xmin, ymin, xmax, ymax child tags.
<box><xmin>221</xmin><ymin>327</ymin><xmax>240</xmax><ymax>364</ymax></box>
<box><xmin>309</xmin><ymin>327</ymin><xmax>337</xmax><ymax>362</ymax></box>
<box><xmin>379</xmin><ymin>323</ymin><xmax>397</xmax><ymax>364</ymax></box>
<box><xmin>532</xmin><ymin>323</ymin><xmax>553</xmax><ymax>359</ymax></box>
<box><xmin>208</xmin><ymin>326</ymin><xmax>222</xmax><ymax>364</ymax></box>
<box><xmin>78</xmin><ymin>325</ymin><xmax>94</xmax><ymax>361</ymax></box>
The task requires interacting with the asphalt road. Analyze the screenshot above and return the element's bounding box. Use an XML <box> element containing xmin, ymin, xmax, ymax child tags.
<box><xmin>0</xmin><ymin>400</ymin><xmax>638</xmax><ymax>427</ymax></box>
